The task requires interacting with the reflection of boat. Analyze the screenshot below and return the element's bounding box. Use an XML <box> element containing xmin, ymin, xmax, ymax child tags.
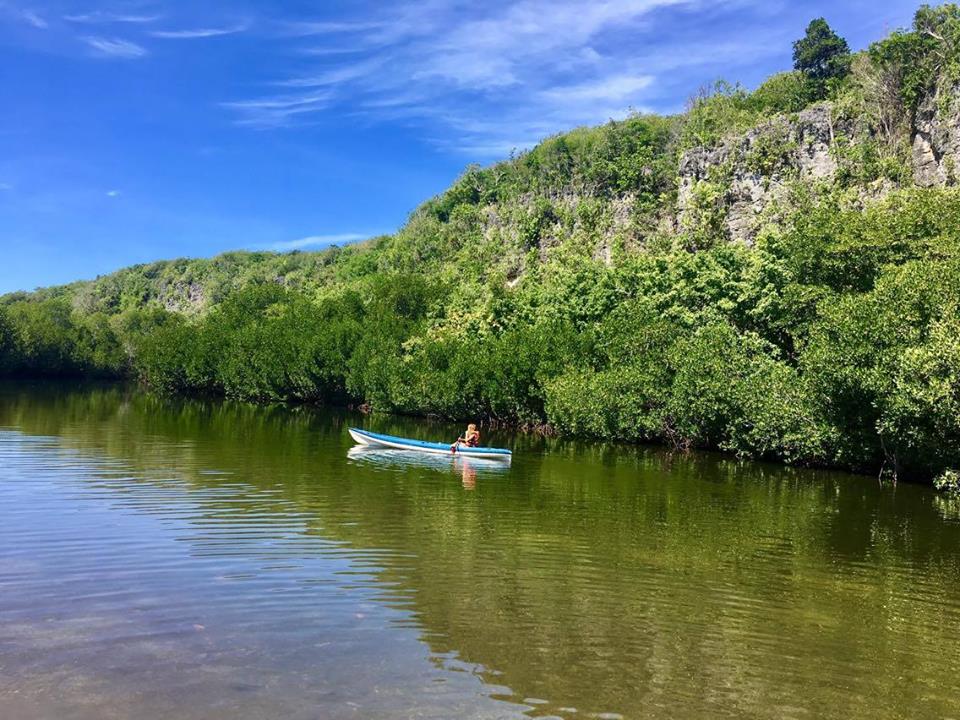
<box><xmin>348</xmin><ymin>428</ymin><xmax>512</xmax><ymax>462</ymax></box>
<box><xmin>346</xmin><ymin>446</ymin><xmax>510</xmax><ymax>475</ymax></box>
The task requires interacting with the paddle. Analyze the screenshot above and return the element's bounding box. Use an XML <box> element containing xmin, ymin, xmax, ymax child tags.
<box><xmin>450</xmin><ymin>435</ymin><xmax>464</xmax><ymax>453</ymax></box>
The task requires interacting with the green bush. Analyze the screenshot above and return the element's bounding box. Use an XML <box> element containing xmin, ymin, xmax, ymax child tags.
<box><xmin>868</xmin><ymin>5</ymin><xmax>960</xmax><ymax>117</ymax></box>
<box><xmin>680</xmin><ymin>81</ymin><xmax>760</xmax><ymax>150</ymax></box>
<box><xmin>749</xmin><ymin>71</ymin><xmax>815</xmax><ymax>114</ymax></box>
<box><xmin>934</xmin><ymin>469</ymin><xmax>960</xmax><ymax>495</ymax></box>
<box><xmin>802</xmin><ymin>259</ymin><xmax>960</xmax><ymax>477</ymax></box>
<box><xmin>0</xmin><ymin>306</ymin><xmax>15</xmax><ymax>373</ymax></box>
<box><xmin>4</xmin><ymin>299</ymin><xmax>85</xmax><ymax>375</ymax></box>
<box><xmin>665</xmin><ymin>322</ymin><xmax>823</xmax><ymax>461</ymax></box>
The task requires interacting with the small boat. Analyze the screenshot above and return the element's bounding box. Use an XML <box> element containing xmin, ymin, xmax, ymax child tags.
<box><xmin>347</xmin><ymin>446</ymin><xmax>511</xmax><ymax>473</ymax></box>
<box><xmin>348</xmin><ymin>428</ymin><xmax>512</xmax><ymax>461</ymax></box>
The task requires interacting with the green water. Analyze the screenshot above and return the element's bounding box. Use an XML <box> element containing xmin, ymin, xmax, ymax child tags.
<box><xmin>1</xmin><ymin>382</ymin><xmax>959</xmax><ymax>720</ymax></box>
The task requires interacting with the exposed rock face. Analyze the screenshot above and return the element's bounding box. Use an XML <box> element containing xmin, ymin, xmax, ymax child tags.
<box><xmin>677</xmin><ymin>87</ymin><xmax>960</xmax><ymax>243</ymax></box>
<box><xmin>162</xmin><ymin>281</ymin><xmax>206</xmax><ymax>313</ymax></box>
<box><xmin>677</xmin><ymin>104</ymin><xmax>843</xmax><ymax>244</ymax></box>
<box><xmin>794</xmin><ymin>104</ymin><xmax>840</xmax><ymax>178</ymax></box>
<box><xmin>912</xmin><ymin>86</ymin><xmax>960</xmax><ymax>187</ymax></box>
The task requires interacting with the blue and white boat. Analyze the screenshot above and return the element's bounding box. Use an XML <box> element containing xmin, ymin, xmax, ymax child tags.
<box><xmin>348</xmin><ymin>428</ymin><xmax>512</xmax><ymax>462</ymax></box>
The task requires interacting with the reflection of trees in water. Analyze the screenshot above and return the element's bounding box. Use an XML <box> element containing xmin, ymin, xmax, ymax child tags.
<box><xmin>3</xmin><ymin>381</ymin><xmax>960</xmax><ymax>720</ymax></box>
<box><xmin>936</xmin><ymin>494</ymin><xmax>960</xmax><ymax>521</ymax></box>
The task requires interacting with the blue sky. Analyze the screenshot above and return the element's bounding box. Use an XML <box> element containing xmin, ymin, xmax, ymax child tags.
<box><xmin>1</xmin><ymin>0</ymin><xmax>920</xmax><ymax>293</ymax></box>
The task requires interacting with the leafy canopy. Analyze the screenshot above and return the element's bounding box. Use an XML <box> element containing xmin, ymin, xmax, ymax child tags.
<box><xmin>793</xmin><ymin>18</ymin><xmax>851</xmax><ymax>88</ymax></box>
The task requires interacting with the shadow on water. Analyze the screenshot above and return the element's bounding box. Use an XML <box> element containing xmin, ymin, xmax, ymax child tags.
<box><xmin>2</xmin><ymin>380</ymin><xmax>960</xmax><ymax>720</ymax></box>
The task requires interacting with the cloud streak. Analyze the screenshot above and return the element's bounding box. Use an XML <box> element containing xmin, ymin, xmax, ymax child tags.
<box><xmin>263</xmin><ymin>233</ymin><xmax>378</xmax><ymax>252</ymax></box>
<box><xmin>82</xmin><ymin>35</ymin><xmax>148</xmax><ymax>58</ymax></box>
<box><xmin>539</xmin><ymin>74</ymin><xmax>655</xmax><ymax>103</ymax></box>
<box><xmin>64</xmin><ymin>11</ymin><xmax>161</xmax><ymax>24</ymax></box>
<box><xmin>150</xmin><ymin>23</ymin><xmax>248</xmax><ymax>39</ymax></box>
<box><xmin>273</xmin><ymin>19</ymin><xmax>385</xmax><ymax>37</ymax></box>
<box><xmin>221</xmin><ymin>91</ymin><xmax>334</xmax><ymax>126</ymax></box>
<box><xmin>223</xmin><ymin>0</ymin><xmax>765</xmax><ymax>153</ymax></box>
<box><xmin>19</xmin><ymin>9</ymin><xmax>48</xmax><ymax>29</ymax></box>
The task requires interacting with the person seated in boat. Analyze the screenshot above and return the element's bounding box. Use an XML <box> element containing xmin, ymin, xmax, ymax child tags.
<box><xmin>453</xmin><ymin>423</ymin><xmax>481</xmax><ymax>449</ymax></box>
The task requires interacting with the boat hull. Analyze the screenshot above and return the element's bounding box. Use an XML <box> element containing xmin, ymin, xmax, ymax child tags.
<box><xmin>348</xmin><ymin>428</ymin><xmax>512</xmax><ymax>461</ymax></box>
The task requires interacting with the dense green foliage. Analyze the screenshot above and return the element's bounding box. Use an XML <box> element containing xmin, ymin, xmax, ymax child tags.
<box><xmin>868</xmin><ymin>4</ymin><xmax>960</xmax><ymax>117</ymax></box>
<box><xmin>936</xmin><ymin>469</ymin><xmax>960</xmax><ymax>494</ymax></box>
<box><xmin>793</xmin><ymin>18</ymin><xmax>852</xmax><ymax>96</ymax></box>
<box><xmin>3</xmin><ymin>5</ymin><xmax>960</xmax><ymax>484</ymax></box>
<box><xmin>680</xmin><ymin>19</ymin><xmax>852</xmax><ymax>150</ymax></box>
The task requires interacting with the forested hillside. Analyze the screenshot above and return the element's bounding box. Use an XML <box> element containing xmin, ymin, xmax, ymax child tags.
<box><xmin>3</xmin><ymin>5</ymin><xmax>960</xmax><ymax>486</ymax></box>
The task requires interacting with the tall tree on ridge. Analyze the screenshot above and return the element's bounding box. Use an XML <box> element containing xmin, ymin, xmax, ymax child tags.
<box><xmin>793</xmin><ymin>18</ymin><xmax>851</xmax><ymax>97</ymax></box>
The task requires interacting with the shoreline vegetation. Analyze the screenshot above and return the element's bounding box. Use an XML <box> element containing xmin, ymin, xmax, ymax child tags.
<box><xmin>3</xmin><ymin>7</ymin><xmax>960</xmax><ymax>486</ymax></box>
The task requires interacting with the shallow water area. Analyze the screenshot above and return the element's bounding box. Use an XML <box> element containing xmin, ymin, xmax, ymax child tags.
<box><xmin>1</xmin><ymin>382</ymin><xmax>959</xmax><ymax>719</ymax></box>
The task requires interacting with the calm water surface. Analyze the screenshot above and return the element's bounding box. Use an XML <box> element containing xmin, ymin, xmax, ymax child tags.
<box><xmin>2</xmin><ymin>382</ymin><xmax>960</xmax><ymax>720</ymax></box>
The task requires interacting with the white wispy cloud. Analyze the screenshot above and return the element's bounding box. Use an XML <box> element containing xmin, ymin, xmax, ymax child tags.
<box><xmin>264</xmin><ymin>233</ymin><xmax>377</xmax><ymax>252</ymax></box>
<box><xmin>19</xmin><ymin>9</ymin><xmax>48</xmax><ymax>29</ymax></box>
<box><xmin>0</xmin><ymin>182</ymin><xmax>13</xmax><ymax>191</ymax></box>
<box><xmin>221</xmin><ymin>91</ymin><xmax>333</xmax><ymax>126</ymax></box>
<box><xmin>272</xmin><ymin>20</ymin><xmax>386</xmax><ymax>37</ymax></box>
<box><xmin>278</xmin><ymin>57</ymin><xmax>388</xmax><ymax>88</ymax></box>
<box><xmin>150</xmin><ymin>23</ymin><xmax>248</xmax><ymax>39</ymax></box>
<box><xmin>64</xmin><ymin>11</ymin><xmax>161</xmax><ymax>24</ymax></box>
<box><xmin>106</xmin><ymin>189</ymin><xmax>121</xmax><ymax>197</ymax></box>
<box><xmin>539</xmin><ymin>74</ymin><xmax>655</xmax><ymax>103</ymax></box>
<box><xmin>82</xmin><ymin>35</ymin><xmax>148</xmax><ymax>58</ymax></box>
<box><xmin>298</xmin><ymin>45</ymin><xmax>369</xmax><ymax>57</ymax></box>
<box><xmin>225</xmin><ymin>0</ymin><xmax>721</xmax><ymax>150</ymax></box>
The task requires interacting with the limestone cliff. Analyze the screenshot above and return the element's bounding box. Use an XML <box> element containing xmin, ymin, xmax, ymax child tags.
<box><xmin>677</xmin><ymin>85</ymin><xmax>960</xmax><ymax>243</ymax></box>
<box><xmin>913</xmin><ymin>85</ymin><xmax>960</xmax><ymax>187</ymax></box>
<box><xmin>677</xmin><ymin>105</ymin><xmax>846</xmax><ymax>242</ymax></box>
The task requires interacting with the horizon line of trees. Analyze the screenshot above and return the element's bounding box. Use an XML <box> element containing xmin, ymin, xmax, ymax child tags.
<box><xmin>2</xmin><ymin>185</ymin><xmax>960</xmax><ymax>486</ymax></box>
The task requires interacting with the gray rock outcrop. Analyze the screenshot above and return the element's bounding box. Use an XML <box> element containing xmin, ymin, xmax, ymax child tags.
<box><xmin>912</xmin><ymin>85</ymin><xmax>960</xmax><ymax>187</ymax></box>
<box><xmin>678</xmin><ymin>85</ymin><xmax>960</xmax><ymax>244</ymax></box>
<box><xmin>677</xmin><ymin>104</ymin><xmax>843</xmax><ymax>243</ymax></box>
